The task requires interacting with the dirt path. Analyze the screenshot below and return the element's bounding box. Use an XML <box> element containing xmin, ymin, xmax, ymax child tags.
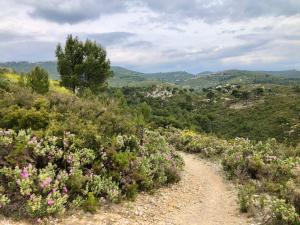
<box><xmin>0</xmin><ymin>153</ymin><xmax>252</xmax><ymax>225</ymax></box>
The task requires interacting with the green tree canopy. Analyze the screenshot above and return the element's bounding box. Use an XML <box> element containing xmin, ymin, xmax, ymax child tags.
<box><xmin>56</xmin><ymin>35</ymin><xmax>113</xmax><ymax>93</ymax></box>
<box><xmin>26</xmin><ymin>66</ymin><xmax>49</xmax><ymax>94</ymax></box>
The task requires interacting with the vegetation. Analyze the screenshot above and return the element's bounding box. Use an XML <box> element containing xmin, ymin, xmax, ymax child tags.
<box><xmin>118</xmin><ymin>84</ymin><xmax>300</xmax><ymax>145</ymax></box>
<box><xmin>56</xmin><ymin>35</ymin><xmax>112</xmax><ymax>93</ymax></box>
<box><xmin>1</xmin><ymin>62</ymin><xmax>299</xmax><ymax>88</ymax></box>
<box><xmin>1</xmin><ymin>39</ymin><xmax>300</xmax><ymax>225</ymax></box>
<box><xmin>165</xmin><ymin>129</ymin><xmax>300</xmax><ymax>225</ymax></box>
<box><xmin>0</xmin><ymin>73</ymin><xmax>183</xmax><ymax>220</ymax></box>
<box><xmin>26</xmin><ymin>66</ymin><xmax>50</xmax><ymax>94</ymax></box>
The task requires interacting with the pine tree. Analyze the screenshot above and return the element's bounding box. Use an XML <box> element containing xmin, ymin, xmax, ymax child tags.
<box><xmin>56</xmin><ymin>35</ymin><xmax>112</xmax><ymax>93</ymax></box>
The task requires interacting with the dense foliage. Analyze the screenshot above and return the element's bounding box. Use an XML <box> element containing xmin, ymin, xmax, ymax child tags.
<box><xmin>1</xmin><ymin>61</ymin><xmax>300</xmax><ymax>224</ymax></box>
<box><xmin>119</xmin><ymin>84</ymin><xmax>300</xmax><ymax>145</ymax></box>
<box><xmin>0</xmin><ymin>74</ymin><xmax>183</xmax><ymax>219</ymax></box>
<box><xmin>56</xmin><ymin>35</ymin><xmax>112</xmax><ymax>93</ymax></box>
<box><xmin>26</xmin><ymin>66</ymin><xmax>50</xmax><ymax>94</ymax></box>
<box><xmin>165</xmin><ymin>129</ymin><xmax>300</xmax><ymax>225</ymax></box>
<box><xmin>0</xmin><ymin>129</ymin><xmax>183</xmax><ymax>218</ymax></box>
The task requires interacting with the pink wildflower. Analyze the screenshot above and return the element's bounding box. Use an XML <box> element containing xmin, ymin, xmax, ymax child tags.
<box><xmin>63</xmin><ymin>186</ymin><xmax>68</xmax><ymax>194</ymax></box>
<box><xmin>21</xmin><ymin>168</ymin><xmax>29</xmax><ymax>179</ymax></box>
<box><xmin>28</xmin><ymin>136</ymin><xmax>38</xmax><ymax>145</ymax></box>
<box><xmin>47</xmin><ymin>199</ymin><xmax>54</xmax><ymax>206</ymax></box>
<box><xmin>40</xmin><ymin>177</ymin><xmax>52</xmax><ymax>188</ymax></box>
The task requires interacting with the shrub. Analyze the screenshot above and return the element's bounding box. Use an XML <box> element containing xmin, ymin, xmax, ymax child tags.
<box><xmin>26</xmin><ymin>67</ymin><xmax>50</xmax><ymax>94</ymax></box>
<box><xmin>164</xmin><ymin>128</ymin><xmax>300</xmax><ymax>224</ymax></box>
<box><xmin>0</xmin><ymin>129</ymin><xmax>183</xmax><ymax>218</ymax></box>
<box><xmin>270</xmin><ymin>199</ymin><xmax>299</xmax><ymax>225</ymax></box>
<box><xmin>0</xmin><ymin>106</ymin><xmax>49</xmax><ymax>130</ymax></box>
<box><xmin>82</xmin><ymin>192</ymin><xmax>98</xmax><ymax>213</ymax></box>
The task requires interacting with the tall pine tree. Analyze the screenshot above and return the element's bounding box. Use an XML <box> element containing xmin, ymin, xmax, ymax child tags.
<box><xmin>56</xmin><ymin>35</ymin><xmax>112</xmax><ymax>93</ymax></box>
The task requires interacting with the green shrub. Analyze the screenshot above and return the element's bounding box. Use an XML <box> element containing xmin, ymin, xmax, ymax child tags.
<box><xmin>0</xmin><ymin>106</ymin><xmax>49</xmax><ymax>130</ymax></box>
<box><xmin>271</xmin><ymin>199</ymin><xmax>299</xmax><ymax>225</ymax></box>
<box><xmin>0</xmin><ymin>129</ymin><xmax>183</xmax><ymax>218</ymax></box>
<box><xmin>165</xmin><ymin>128</ymin><xmax>300</xmax><ymax>224</ymax></box>
<box><xmin>82</xmin><ymin>192</ymin><xmax>98</xmax><ymax>213</ymax></box>
<box><xmin>26</xmin><ymin>67</ymin><xmax>49</xmax><ymax>94</ymax></box>
<box><xmin>238</xmin><ymin>184</ymin><xmax>256</xmax><ymax>213</ymax></box>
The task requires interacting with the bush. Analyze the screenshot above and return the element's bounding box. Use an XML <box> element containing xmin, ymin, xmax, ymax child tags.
<box><xmin>82</xmin><ymin>193</ymin><xmax>98</xmax><ymax>213</ymax></box>
<box><xmin>0</xmin><ymin>129</ymin><xmax>183</xmax><ymax>218</ymax></box>
<box><xmin>270</xmin><ymin>199</ymin><xmax>299</xmax><ymax>225</ymax></box>
<box><xmin>164</xmin><ymin>128</ymin><xmax>300</xmax><ymax>224</ymax></box>
<box><xmin>26</xmin><ymin>67</ymin><xmax>49</xmax><ymax>94</ymax></box>
<box><xmin>0</xmin><ymin>106</ymin><xmax>49</xmax><ymax>130</ymax></box>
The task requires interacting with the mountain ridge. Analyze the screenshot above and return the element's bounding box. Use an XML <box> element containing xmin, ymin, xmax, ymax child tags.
<box><xmin>1</xmin><ymin>61</ymin><xmax>300</xmax><ymax>88</ymax></box>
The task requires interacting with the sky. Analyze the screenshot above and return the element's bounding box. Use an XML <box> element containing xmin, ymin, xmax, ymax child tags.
<box><xmin>0</xmin><ymin>0</ymin><xmax>300</xmax><ymax>73</ymax></box>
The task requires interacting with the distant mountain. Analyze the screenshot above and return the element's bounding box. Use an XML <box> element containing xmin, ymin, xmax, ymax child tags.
<box><xmin>142</xmin><ymin>71</ymin><xmax>195</xmax><ymax>84</ymax></box>
<box><xmin>1</xmin><ymin>61</ymin><xmax>299</xmax><ymax>88</ymax></box>
<box><xmin>109</xmin><ymin>66</ymin><xmax>158</xmax><ymax>87</ymax></box>
<box><xmin>181</xmin><ymin>70</ymin><xmax>300</xmax><ymax>89</ymax></box>
<box><xmin>0</xmin><ymin>61</ymin><xmax>195</xmax><ymax>87</ymax></box>
<box><xmin>261</xmin><ymin>70</ymin><xmax>300</xmax><ymax>79</ymax></box>
<box><xmin>196</xmin><ymin>71</ymin><xmax>214</xmax><ymax>76</ymax></box>
<box><xmin>0</xmin><ymin>61</ymin><xmax>60</xmax><ymax>80</ymax></box>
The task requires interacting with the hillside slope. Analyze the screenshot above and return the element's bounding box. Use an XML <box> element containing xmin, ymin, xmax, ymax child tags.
<box><xmin>181</xmin><ymin>70</ymin><xmax>300</xmax><ymax>89</ymax></box>
<box><xmin>1</xmin><ymin>61</ymin><xmax>300</xmax><ymax>88</ymax></box>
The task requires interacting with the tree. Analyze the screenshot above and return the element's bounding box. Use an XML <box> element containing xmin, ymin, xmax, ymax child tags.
<box><xmin>56</xmin><ymin>35</ymin><xmax>112</xmax><ymax>93</ymax></box>
<box><xmin>26</xmin><ymin>66</ymin><xmax>49</xmax><ymax>94</ymax></box>
<box><xmin>136</xmin><ymin>102</ymin><xmax>152</xmax><ymax>146</ymax></box>
<box><xmin>231</xmin><ymin>89</ymin><xmax>241</xmax><ymax>98</ymax></box>
<box><xmin>206</xmin><ymin>91</ymin><xmax>215</xmax><ymax>100</ymax></box>
<box><xmin>241</xmin><ymin>91</ymin><xmax>250</xmax><ymax>101</ymax></box>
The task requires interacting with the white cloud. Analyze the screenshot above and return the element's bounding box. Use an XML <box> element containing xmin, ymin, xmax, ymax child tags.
<box><xmin>0</xmin><ymin>0</ymin><xmax>299</xmax><ymax>72</ymax></box>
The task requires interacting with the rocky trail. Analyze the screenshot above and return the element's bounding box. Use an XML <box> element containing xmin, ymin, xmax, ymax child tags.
<box><xmin>1</xmin><ymin>153</ymin><xmax>253</xmax><ymax>225</ymax></box>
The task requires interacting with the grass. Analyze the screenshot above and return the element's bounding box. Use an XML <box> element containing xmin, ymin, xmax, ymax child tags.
<box><xmin>2</xmin><ymin>73</ymin><xmax>72</xmax><ymax>95</ymax></box>
<box><xmin>2</xmin><ymin>73</ymin><xmax>20</xmax><ymax>83</ymax></box>
<box><xmin>49</xmin><ymin>80</ymin><xmax>71</xmax><ymax>94</ymax></box>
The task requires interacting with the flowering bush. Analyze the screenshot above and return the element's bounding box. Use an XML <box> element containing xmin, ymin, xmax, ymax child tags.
<box><xmin>164</xmin><ymin>128</ymin><xmax>229</xmax><ymax>157</ymax></box>
<box><xmin>0</xmin><ymin>128</ymin><xmax>183</xmax><ymax>219</ymax></box>
<box><xmin>164</xmin><ymin>128</ymin><xmax>300</xmax><ymax>224</ymax></box>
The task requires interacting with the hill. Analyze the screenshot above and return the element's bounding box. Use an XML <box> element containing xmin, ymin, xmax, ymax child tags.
<box><xmin>262</xmin><ymin>69</ymin><xmax>300</xmax><ymax>78</ymax></box>
<box><xmin>0</xmin><ymin>62</ymin><xmax>194</xmax><ymax>87</ymax></box>
<box><xmin>0</xmin><ymin>61</ymin><xmax>60</xmax><ymax>80</ymax></box>
<box><xmin>181</xmin><ymin>70</ymin><xmax>300</xmax><ymax>89</ymax></box>
<box><xmin>1</xmin><ymin>61</ymin><xmax>300</xmax><ymax>88</ymax></box>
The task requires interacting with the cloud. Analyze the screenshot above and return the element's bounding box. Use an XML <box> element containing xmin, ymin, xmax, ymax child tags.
<box><xmin>0</xmin><ymin>41</ymin><xmax>57</xmax><ymax>62</ymax></box>
<box><xmin>0</xmin><ymin>31</ymin><xmax>33</xmax><ymax>42</ymax></box>
<box><xmin>18</xmin><ymin>0</ymin><xmax>300</xmax><ymax>24</ymax></box>
<box><xmin>1</xmin><ymin>0</ymin><xmax>300</xmax><ymax>72</ymax></box>
<box><xmin>18</xmin><ymin>0</ymin><xmax>129</xmax><ymax>24</ymax></box>
<box><xmin>140</xmin><ymin>0</ymin><xmax>300</xmax><ymax>23</ymax></box>
<box><xmin>124</xmin><ymin>40</ymin><xmax>153</xmax><ymax>48</ymax></box>
<box><xmin>83</xmin><ymin>32</ymin><xmax>136</xmax><ymax>46</ymax></box>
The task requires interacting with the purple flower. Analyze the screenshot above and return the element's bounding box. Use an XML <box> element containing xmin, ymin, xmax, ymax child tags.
<box><xmin>21</xmin><ymin>169</ymin><xmax>29</xmax><ymax>179</ymax></box>
<box><xmin>63</xmin><ymin>186</ymin><xmax>68</xmax><ymax>194</ymax></box>
<box><xmin>40</xmin><ymin>177</ymin><xmax>52</xmax><ymax>188</ymax></box>
<box><xmin>47</xmin><ymin>199</ymin><xmax>54</xmax><ymax>206</ymax></box>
